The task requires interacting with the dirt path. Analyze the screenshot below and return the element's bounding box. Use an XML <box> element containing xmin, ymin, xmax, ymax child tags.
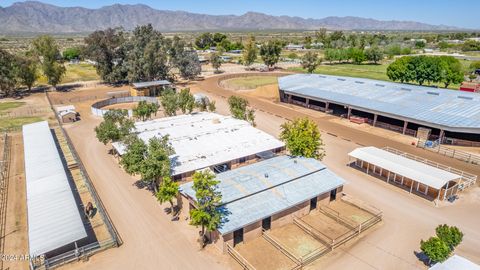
<box><xmin>64</xmin><ymin>106</ymin><xmax>230</xmax><ymax>270</ymax></box>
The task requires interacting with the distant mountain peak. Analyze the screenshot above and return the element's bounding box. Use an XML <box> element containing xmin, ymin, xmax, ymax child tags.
<box><xmin>0</xmin><ymin>1</ymin><xmax>463</xmax><ymax>34</ymax></box>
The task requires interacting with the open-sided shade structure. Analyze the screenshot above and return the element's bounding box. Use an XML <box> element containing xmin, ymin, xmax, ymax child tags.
<box><xmin>23</xmin><ymin>121</ymin><xmax>87</xmax><ymax>256</ymax></box>
<box><xmin>278</xmin><ymin>74</ymin><xmax>480</xmax><ymax>134</ymax></box>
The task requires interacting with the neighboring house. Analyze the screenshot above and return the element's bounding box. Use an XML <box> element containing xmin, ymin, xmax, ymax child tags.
<box><xmin>285</xmin><ymin>44</ymin><xmax>305</xmax><ymax>50</ymax></box>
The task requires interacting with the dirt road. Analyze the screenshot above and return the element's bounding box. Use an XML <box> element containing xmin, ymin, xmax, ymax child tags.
<box><xmin>63</xmin><ymin>107</ymin><xmax>230</xmax><ymax>270</ymax></box>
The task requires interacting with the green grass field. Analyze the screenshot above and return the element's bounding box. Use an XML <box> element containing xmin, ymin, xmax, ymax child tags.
<box><xmin>38</xmin><ymin>62</ymin><xmax>99</xmax><ymax>85</ymax></box>
<box><xmin>0</xmin><ymin>101</ymin><xmax>26</xmax><ymax>112</ymax></box>
<box><xmin>224</xmin><ymin>76</ymin><xmax>278</xmax><ymax>89</ymax></box>
<box><xmin>0</xmin><ymin>116</ymin><xmax>43</xmax><ymax>131</ymax></box>
<box><xmin>289</xmin><ymin>60</ymin><xmax>470</xmax><ymax>90</ymax></box>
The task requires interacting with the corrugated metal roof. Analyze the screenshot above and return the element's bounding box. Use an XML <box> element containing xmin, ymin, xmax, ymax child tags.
<box><xmin>55</xmin><ymin>105</ymin><xmax>75</xmax><ymax>113</ymax></box>
<box><xmin>348</xmin><ymin>147</ymin><xmax>460</xmax><ymax>189</ymax></box>
<box><xmin>23</xmin><ymin>121</ymin><xmax>87</xmax><ymax>256</ymax></box>
<box><xmin>180</xmin><ymin>156</ymin><xmax>345</xmax><ymax>235</ymax></box>
<box><xmin>132</xmin><ymin>80</ymin><xmax>171</xmax><ymax>88</ymax></box>
<box><xmin>429</xmin><ymin>255</ymin><xmax>480</xmax><ymax>270</ymax></box>
<box><xmin>113</xmin><ymin>112</ymin><xmax>285</xmax><ymax>176</ymax></box>
<box><xmin>279</xmin><ymin>74</ymin><xmax>480</xmax><ymax>133</ymax></box>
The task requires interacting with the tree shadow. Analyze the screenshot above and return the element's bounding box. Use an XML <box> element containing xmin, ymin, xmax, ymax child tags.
<box><xmin>414</xmin><ymin>250</ymin><xmax>431</xmax><ymax>266</ymax></box>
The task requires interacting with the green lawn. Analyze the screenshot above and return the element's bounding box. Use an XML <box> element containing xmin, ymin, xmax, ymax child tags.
<box><xmin>0</xmin><ymin>101</ymin><xmax>26</xmax><ymax>112</ymax></box>
<box><xmin>224</xmin><ymin>76</ymin><xmax>278</xmax><ymax>89</ymax></box>
<box><xmin>289</xmin><ymin>61</ymin><xmax>466</xmax><ymax>90</ymax></box>
<box><xmin>38</xmin><ymin>62</ymin><xmax>99</xmax><ymax>85</ymax></box>
<box><xmin>0</xmin><ymin>116</ymin><xmax>43</xmax><ymax>131</ymax></box>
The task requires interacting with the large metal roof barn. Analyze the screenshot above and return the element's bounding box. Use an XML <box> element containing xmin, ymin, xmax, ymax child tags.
<box><xmin>278</xmin><ymin>74</ymin><xmax>480</xmax><ymax>134</ymax></box>
<box><xmin>112</xmin><ymin>112</ymin><xmax>285</xmax><ymax>177</ymax></box>
<box><xmin>23</xmin><ymin>121</ymin><xmax>87</xmax><ymax>256</ymax></box>
<box><xmin>180</xmin><ymin>155</ymin><xmax>345</xmax><ymax>235</ymax></box>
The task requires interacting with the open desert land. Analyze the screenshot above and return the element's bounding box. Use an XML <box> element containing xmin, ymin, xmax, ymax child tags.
<box><xmin>27</xmin><ymin>72</ymin><xmax>479</xmax><ymax>270</ymax></box>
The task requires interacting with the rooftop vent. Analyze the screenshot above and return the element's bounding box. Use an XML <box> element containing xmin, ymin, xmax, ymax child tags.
<box><xmin>294</xmin><ymin>160</ymin><xmax>298</xmax><ymax>164</ymax></box>
<box><xmin>458</xmin><ymin>96</ymin><xmax>473</xmax><ymax>100</ymax></box>
<box><xmin>355</xmin><ymin>81</ymin><xmax>364</xmax><ymax>84</ymax></box>
<box><xmin>337</xmin><ymin>78</ymin><xmax>346</xmax><ymax>81</ymax></box>
<box><xmin>264</xmin><ymin>173</ymin><xmax>269</xmax><ymax>178</ymax></box>
<box><xmin>400</xmin><ymin>87</ymin><xmax>412</xmax><ymax>91</ymax></box>
<box><xmin>427</xmin><ymin>91</ymin><xmax>440</xmax><ymax>96</ymax></box>
<box><xmin>319</xmin><ymin>75</ymin><xmax>326</xmax><ymax>78</ymax></box>
<box><xmin>375</xmin><ymin>84</ymin><xmax>385</xmax><ymax>87</ymax></box>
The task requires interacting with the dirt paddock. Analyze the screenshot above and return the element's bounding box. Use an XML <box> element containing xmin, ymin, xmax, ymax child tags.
<box><xmin>301</xmin><ymin>211</ymin><xmax>352</xmax><ymax>241</ymax></box>
<box><xmin>329</xmin><ymin>200</ymin><xmax>377</xmax><ymax>224</ymax></box>
<box><xmin>268</xmin><ymin>224</ymin><xmax>328</xmax><ymax>258</ymax></box>
<box><xmin>235</xmin><ymin>237</ymin><xmax>298</xmax><ymax>270</ymax></box>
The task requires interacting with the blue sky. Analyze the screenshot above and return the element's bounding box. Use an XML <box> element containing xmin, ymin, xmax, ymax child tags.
<box><xmin>2</xmin><ymin>0</ymin><xmax>479</xmax><ymax>29</ymax></box>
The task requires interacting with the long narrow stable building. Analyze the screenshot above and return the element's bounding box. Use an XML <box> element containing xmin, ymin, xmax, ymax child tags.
<box><xmin>179</xmin><ymin>155</ymin><xmax>345</xmax><ymax>251</ymax></box>
<box><xmin>279</xmin><ymin>74</ymin><xmax>480</xmax><ymax>145</ymax></box>
<box><xmin>348</xmin><ymin>147</ymin><xmax>477</xmax><ymax>201</ymax></box>
<box><xmin>23</xmin><ymin>121</ymin><xmax>87</xmax><ymax>257</ymax></box>
<box><xmin>113</xmin><ymin>112</ymin><xmax>285</xmax><ymax>180</ymax></box>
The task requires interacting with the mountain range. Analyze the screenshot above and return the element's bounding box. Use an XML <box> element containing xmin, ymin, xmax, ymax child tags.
<box><xmin>0</xmin><ymin>1</ymin><xmax>462</xmax><ymax>34</ymax></box>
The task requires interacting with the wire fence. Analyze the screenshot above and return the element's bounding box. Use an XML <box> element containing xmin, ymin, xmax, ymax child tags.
<box><xmin>35</xmin><ymin>92</ymin><xmax>122</xmax><ymax>270</ymax></box>
<box><xmin>385</xmin><ymin>146</ymin><xmax>477</xmax><ymax>189</ymax></box>
<box><xmin>417</xmin><ymin>139</ymin><xmax>480</xmax><ymax>167</ymax></box>
<box><xmin>0</xmin><ymin>133</ymin><xmax>11</xmax><ymax>270</ymax></box>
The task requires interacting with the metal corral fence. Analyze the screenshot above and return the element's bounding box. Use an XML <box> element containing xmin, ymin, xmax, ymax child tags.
<box><xmin>225</xmin><ymin>243</ymin><xmax>256</xmax><ymax>270</ymax></box>
<box><xmin>261</xmin><ymin>229</ymin><xmax>302</xmax><ymax>270</ymax></box>
<box><xmin>38</xmin><ymin>93</ymin><xmax>122</xmax><ymax>270</ymax></box>
<box><xmin>0</xmin><ymin>107</ymin><xmax>51</xmax><ymax>119</ymax></box>
<box><xmin>417</xmin><ymin>139</ymin><xmax>480</xmax><ymax>167</ymax></box>
<box><xmin>384</xmin><ymin>146</ymin><xmax>478</xmax><ymax>189</ymax></box>
<box><xmin>0</xmin><ymin>133</ymin><xmax>11</xmax><ymax>270</ymax></box>
<box><xmin>91</xmin><ymin>96</ymin><xmax>159</xmax><ymax>117</ymax></box>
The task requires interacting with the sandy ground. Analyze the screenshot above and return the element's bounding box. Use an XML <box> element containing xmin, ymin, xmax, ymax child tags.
<box><xmin>6</xmin><ymin>72</ymin><xmax>480</xmax><ymax>270</ymax></box>
<box><xmin>2</xmin><ymin>133</ymin><xmax>29</xmax><ymax>270</ymax></box>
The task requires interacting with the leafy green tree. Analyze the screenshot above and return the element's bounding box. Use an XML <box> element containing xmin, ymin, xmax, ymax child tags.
<box><xmin>133</xmin><ymin>101</ymin><xmax>158</xmax><ymax>121</ymax></box>
<box><xmin>469</xmin><ymin>61</ymin><xmax>480</xmax><ymax>72</ymax></box>
<box><xmin>95</xmin><ymin>120</ymin><xmax>121</xmax><ymax>145</ymax></box>
<box><xmin>178</xmin><ymin>88</ymin><xmax>195</xmax><ymax>114</ymax></box>
<box><xmin>126</xmin><ymin>24</ymin><xmax>170</xmax><ymax>82</ymax></box>
<box><xmin>84</xmin><ymin>28</ymin><xmax>128</xmax><ymax>83</ymax></box>
<box><xmin>63</xmin><ymin>47</ymin><xmax>81</xmax><ymax>60</ymax></box>
<box><xmin>259</xmin><ymin>41</ymin><xmax>282</xmax><ymax>68</ymax></box>
<box><xmin>156</xmin><ymin>176</ymin><xmax>179</xmax><ymax>215</ymax></box>
<box><xmin>140</xmin><ymin>136</ymin><xmax>175</xmax><ymax>192</ymax></box>
<box><xmin>228</xmin><ymin>96</ymin><xmax>249</xmax><ymax>120</ymax></box>
<box><xmin>247</xmin><ymin>108</ymin><xmax>256</xmax><ymax>127</ymax></box>
<box><xmin>207</xmin><ymin>100</ymin><xmax>216</xmax><ymax>112</ymax></box>
<box><xmin>120</xmin><ymin>135</ymin><xmax>148</xmax><ymax>175</ymax></box>
<box><xmin>280</xmin><ymin>118</ymin><xmax>325</xmax><ymax>160</ymax></box>
<box><xmin>242</xmin><ymin>36</ymin><xmax>258</xmax><ymax>67</ymax></box>
<box><xmin>15</xmin><ymin>56</ymin><xmax>37</xmax><ymax>92</ymax></box>
<box><xmin>420</xmin><ymin>237</ymin><xmax>451</xmax><ymax>264</ymax></box>
<box><xmin>195</xmin><ymin>33</ymin><xmax>214</xmax><ymax>50</ymax></box>
<box><xmin>160</xmin><ymin>88</ymin><xmax>179</xmax><ymax>116</ymax></box>
<box><xmin>95</xmin><ymin>109</ymin><xmax>134</xmax><ymax>145</ymax></box>
<box><xmin>365</xmin><ymin>47</ymin><xmax>383</xmax><ymax>64</ymax></box>
<box><xmin>435</xmin><ymin>224</ymin><xmax>463</xmax><ymax>250</ymax></box>
<box><xmin>386</xmin><ymin>56</ymin><xmax>413</xmax><ymax>83</ymax></box>
<box><xmin>210</xmin><ymin>53</ymin><xmax>222</xmax><ymax>73</ymax></box>
<box><xmin>461</xmin><ymin>40</ymin><xmax>480</xmax><ymax>51</ymax></box>
<box><xmin>0</xmin><ymin>49</ymin><xmax>18</xmax><ymax>96</ymax></box>
<box><xmin>438</xmin><ymin>56</ymin><xmax>464</xmax><ymax>88</ymax></box>
<box><xmin>349</xmin><ymin>47</ymin><xmax>366</xmax><ymax>64</ymax></box>
<box><xmin>176</xmin><ymin>51</ymin><xmax>201</xmax><ymax>80</ymax></box>
<box><xmin>31</xmin><ymin>35</ymin><xmax>66</xmax><ymax>89</ymax></box>
<box><xmin>190</xmin><ymin>170</ymin><xmax>223</xmax><ymax>242</ymax></box>
<box><xmin>213</xmin><ymin>33</ymin><xmax>227</xmax><ymax>44</ymax></box>
<box><xmin>301</xmin><ymin>51</ymin><xmax>321</xmax><ymax>73</ymax></box>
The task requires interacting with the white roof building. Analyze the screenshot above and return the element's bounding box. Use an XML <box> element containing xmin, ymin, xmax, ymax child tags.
<box><xmin>429</xmin><ymin>255</ymin><xmax>480</xmax><ymax>270</ymax></box>
<box><xmin>23</xmin><ymin>121</ymin><xmax>87</xmax><ymax>256</ymax></box>
<box><xmin>55</xmin><ymin>105</ymin><xmax>76</xmax><ymax>113</ymax></box>
<box><xmin>112</xmin><ymin>112</ymin><xmax>285</xmax><ymax>177</ymax></box>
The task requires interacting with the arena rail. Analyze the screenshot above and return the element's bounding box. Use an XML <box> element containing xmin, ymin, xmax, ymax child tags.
<box><xmin>91</xmin><ymin>96</ymin><xmax>158</xmax><ymax>117</ymax></box>
<box><xmin>226</xmin><ymin>243</ymin><xmax>256</xmax><ymax>270</ymax></box>
<box><xmin>417</xmin><ymin>139</ymin><xmax>480</xmax><ymax>167</ymax></box>
<box><xmin>0</xmin><ymin>133</ymin><xmax>10</xmax><ymax>270</ymax></box>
